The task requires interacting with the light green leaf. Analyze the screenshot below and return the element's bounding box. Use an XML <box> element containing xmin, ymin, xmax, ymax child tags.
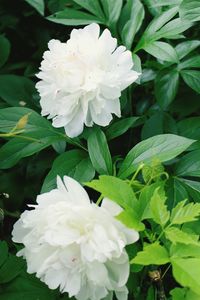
<box><xmin>170</xmin><ymin>287</ymin><xmax>187</xmax><ymax>300</ymax></box>
<box><xmin>73</xmin><ymin>0</ymin><xmax>105</xmax><ymax>21</ymax></box>
<box><xmin>171</xmin><ymin>258</ymin><xmax>200</xmax><ymax>295</ymax></box>
<box><xmin>88</xmin><ymin>128</ymin><xmax>113</xmax><ymax>175</ymax></box>
<box><xmin>116</xmin><ymin>209</ymin><xmax>145</xmax><ymax>231</ymax></box>
<box><xmin>175</xmin><ymin>150</ymin><xmax>200</xmax><ymax>177</ymax></box>
<box><xmin>105</xmin><ymin>117</ymin><xmax>141</xmax><ymax>141</ymax></box>
<box><xmin>0</xmin><ymin>35</ymin><xmax>10</xmax><ymax>68</ymax></box>
<box><xmin>176</xmin><ymin>40</ymin><xmax>200</xmax><ymax>59</ymax></box>
<box><xmin>181</xmin><ymin>70</ymin><xmax>200</xmax><ymax>94</ymax></box>
<box><xmin>171</xmin><ymin>200</ymin><xmax>200</xmax><ymax>225</ymax></box>
<box><xmin>118</xmin><ymin>134</ymin><xmax>195</xmax><ymax>179</ymax></box>
<box><xmin>85</xmin><ymin>175</ymin><xmax>138</xmax><ymax>210</ymax></box>
<box><xmin>41</xmin><ymin>150</ymin><xmax>95</xmax><ymax>193</ymax></box>
<box><xmin>155</xmin><ymin>69</ymin><xmax>179</xmax><ymax>108</ymax></box>
<box><xmin>121</xmin><ymin>0</ymin><xmax>144</xmax><ymax>49</ymax></box>
<box><xmin>138</xmin><ymin>182</ymin><xmax>164</xmax><ymax>220</ymax></box>
<box><xmin>143</xmin><ymin>41</ymin><xmax>178</xmax><ymax>63</ymax></box>
<box><xmin>180</xmin><ymin>0</ymin><xmax>200</xmax><ymax>22</ymax></box>
<box><xmin>47</xmin><ymin>8</ymin><xmax>102</xmax><ymax>26</ymax></box>
<box><xmin>150</xmin><ymin>187</ymin><xmax>170</xmax><ymax>226</ymax></box>
<box><xmin>165</xmin><ymin>227</ymin><xmax>199</xmax><ymax>245</ymax></box>
<box><xmin>179</xmin><ymin>56</ymin><xmax>200</xmax><ymax>69</ymax></box>
<box><xmin>131</xmin><ymin>242</ymin><xmax>170</xmax><ymax>265</ymax></box>
<box><xmin>25</xmin><ymin>0</ymin><xmax>45</xmax><ymax>15</ymax></box>
<box><xmin>171</xmin><ymin>244</ymin><xmax>200</xmax><ymax>259</ymax></box>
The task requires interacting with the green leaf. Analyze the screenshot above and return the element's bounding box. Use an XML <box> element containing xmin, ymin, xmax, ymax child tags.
<box><xmin>47</xmin><ymin>8</ymin><xmax>101</xmax><ymax>25</ymax></box>
<box><xmin>0</xmin><ymin>255</ymin><xmax>25</xmax><ymax>283</ymax></box>
<box><xmin>171</xmin><ymin>258</ymin><xmax>200</xmax><ymax>295</ymax></box>
<box><xmin>143</xmin><ymin>41</ymin><xmax>178</xmax><ymax>63</ymax></box>
<box><xmin>171</xmin><ymin>200</ymin><xmax>200</xmax><ymax>225</ymax></box>
<box><xmin>0</xmin><ymin>35</ymin><xmax>10</xmax><ymax>68</ymax></box>
<box><xmin>150</xmin><ymin>187</ymin><xmax>170</xmax><ymax>226</ymax></box>
<box><xmin>180</xmin><ymin>0</ymin><xmax>200</xmax><ymax>22</ymax></box>
<box><xmin>181</xmin><ymin>70</ymin><xmax>200</xmax><ymax>94</ymax></box>
<box><xmin>73</xmin><ymin>0</ymin><xmax>105</xmax><ymax>21</ymax></box>
<box><xmin>86</xmin><ymin>175</ymin><xmax>138</xmax><ymax>210</ymax></box>
<box><xmin>116</xmin><ymin>209</ymin><xmax>145</xmax><ymax>231</ymax></box>
<box><xmin>100</xmin><ymin>0</ymin><xmax>122</xmax><ymax>28</ymax></box>
<box><xmin>0</xmin><ymin>107</ymin><xmax>65</xmax><ymax>169</ymax></box>
<box><xmin>165</xmin><ymin>227</ymin><xmax>199</xmax><ymax>245</ymax></box>
<box><xmin>179</xmin><ymin>56</ymin><xmax>200</xmax><ymax>69</ymax></box>
<box><xmin>176</xmin><ymin>40</ymin><xmax>200</xmax><ymax>59</ymax></box>
<box><xmin>131</xmin><ymin>242</ymin><xmax>170</xmax><ymax>265</ymax></box>
<box><xmin>88</xmin><ymin>128</ymin><xmax>113</xmax><ymax>175</ymax></box>
<box><xmin>175</xmin><ymin>150</ymin><xmax>200</xmax><ymax>177</ymax></box>
<box><xmin>118</xmin><ymin>134</ymin><xmax>195</xmax><ymax>179</ymax></box>
<box><xmin>121</xmin><ymin>0</ymin><xmax>144</xmax><ymax>49</ymax></box>
<box><xmin>41</xmin><ymin>150</ymin><xmax>95</xmax><ymax>193</ymax></box>
<box><xmin>25</xmin><ymin>0</ymin><xmax>45</xmax><ymax>15</ymax></box>
<box><xmin>105</xmin><ymin>117</ymin><xmax>141</xmax><ymax>140</ymax></box>
<box><xmin>0</xmin><ymin>75</ymin><xmax>36</xmax><ymax>107</ymax></box>
<box><xmin>180</xmin><ymin>178</ymin><xmax>200</xmax><ymax>201</ymax></box>
<box><xmin>0</xmin><ymin>241</ymin><xmax>8</xmax><ymax>267</ymax></box>
<box><xmin>155</xmin><ymin>69</ymin><xmax>179</xmax><ymax>109</ymax></box>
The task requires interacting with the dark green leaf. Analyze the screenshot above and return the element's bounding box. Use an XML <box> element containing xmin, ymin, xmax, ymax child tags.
<box><xmin>106</xmin><ymin>117</ymin><xmax>140</xmax><ymax>140</ymax></box>
<box><xmin>155</xmin><ymin>69</ymin><xmax>179</xmax><ymax>109</ymax></box>
<box><xmin>73</xmin><ymin>0</ymin><xmax>105</xmax><ymax>21</ymax></box>
<box><xmin>0</xmin><ymin>35</ymin><xmax>10</xmax><ymax>68</ymax></box>
<box><xmin>25</xmin><ymin>0</ymin><xmax>45</xmax><ymax>15</ymax></box>
<box><xmin>41</xmin><ymin>150</ymin><xmax>95</xmax><ymax>193</ymax></box>
<box><xmin>175</xmin><ymin>150</ymin><xmax>200</xmax><ymax>177</ymax></box>
<box><xmin>181</xmin><ymin>70</ymin><xmax>200</xmax><ymax>94</ymax></box>
<box><xmin>180</xmin><ymin>0</ymin><xmax>200</xmax><ymax>22</ymax></box>
<box><xmin>119</xmin><ymin>134</ymin><xmax>195</xmax><ymax>179</ymax></box>
<box><xmin>143</xmin><ymin>41</ymin><xmax>178</xmax><ymax>63</ymax></box>
<box><xmin>176</xmin><ymin>40</ymin><xmax>200</xmax><ymax>59</ymax></box>
<box><xmin>47</xmin><ymin>8</ymin><xmax>102</xmax><ymax>25</ymax></box>
<box><xmin>88</xmin><ymin>128</ymin><xmax>113</xmax><ymax>175</ymax></box>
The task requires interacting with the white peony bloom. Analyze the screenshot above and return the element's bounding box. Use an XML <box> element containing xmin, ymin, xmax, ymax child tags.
<box><xmin>12</xmin><ymin>176</ymin><xmax>139</xmax><ymax>300</ymax></box>
<box><xmin>36</xmin><ymin>23</ymin><xmax>140</xmax><ymax>138</ymax></box>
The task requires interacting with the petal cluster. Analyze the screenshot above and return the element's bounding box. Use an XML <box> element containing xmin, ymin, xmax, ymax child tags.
<box><xmin>36</xmin><ymin>23</ymin><xmax>139</xmax><ymax>137</ymax></box>
<box><xmin>12</xmin><ymin>176</ymin><xmax>139</xmax><ymax>300</ymax></box>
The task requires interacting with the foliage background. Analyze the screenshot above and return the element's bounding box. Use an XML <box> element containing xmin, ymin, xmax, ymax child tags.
<box><xmin>0</xmin><ymin>0</ymin><xmax>200</xmax><ymax>299</ymax></box>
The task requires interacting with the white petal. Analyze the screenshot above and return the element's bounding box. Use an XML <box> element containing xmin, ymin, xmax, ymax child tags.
<box><xmin>101</xmin><ymin>198</ymin><xmax>123</xmax><ymax>216</ymax></box>
<box><xmin>63</xmin><ymin>176</ymin><xmax>90</xmax><ymax>204</ymax></box>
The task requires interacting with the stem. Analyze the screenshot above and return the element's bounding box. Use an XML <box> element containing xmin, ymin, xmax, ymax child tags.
<box><xmin>96</xmin><ymin>194</ymin><xmax>103</xmax><ymax>206</ymax></box>
<box><xmin>129</xmin><ymin>163</ymin><xmax>144</xmax><ymax>186</ymax></box>
<box><xmin>161</xmin><ymin>264</ymin><xmax>171</xmax><ymax>279</ymax></box>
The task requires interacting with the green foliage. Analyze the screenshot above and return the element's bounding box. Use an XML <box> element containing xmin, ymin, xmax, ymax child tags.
<box><xmin>0</xmin><ymin>0</ymin><xmax>200</xmax><ymax>299</ymax></box>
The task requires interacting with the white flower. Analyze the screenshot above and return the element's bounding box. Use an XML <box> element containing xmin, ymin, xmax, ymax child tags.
<box><xmin>36</xmin><ymin>23</ymin><xmax>140</xmax><ymax>138</ymax></box>
<box><xmin>12</xmin><ymin>176</ymin><xmax>139</xmax><ymax>300</ymax></box>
